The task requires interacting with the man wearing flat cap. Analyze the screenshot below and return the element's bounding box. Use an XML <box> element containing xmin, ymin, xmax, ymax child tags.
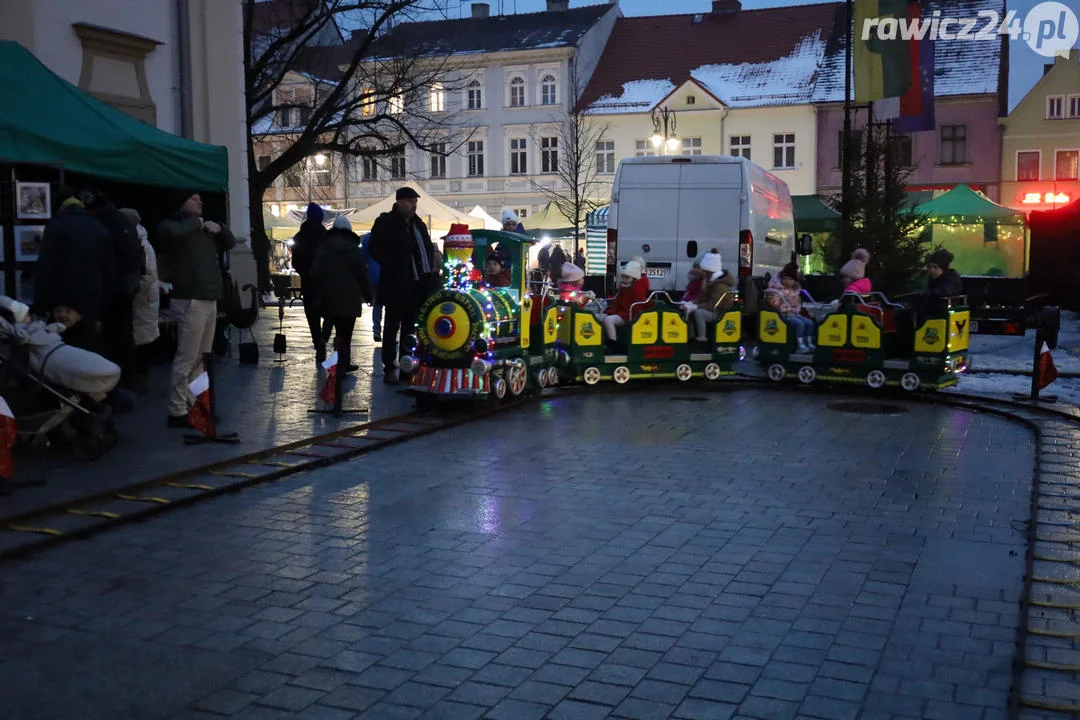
<box><xmin>368</xmin><ymin>186</ymin><xmax>439</xmax><ymax>384</ymax></box>
<box><xmin>157</xmin><ymin>189</ymin><xmax>235</xmax><ymax>427</ymax></box>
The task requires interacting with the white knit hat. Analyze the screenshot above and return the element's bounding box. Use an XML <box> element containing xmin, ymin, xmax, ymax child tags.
<box><xmin>700</xmin><ymin>251</ymin><xmax>723</xmax><ymax>278</ymax></box>
<box><xmin>620</xmin><ymin>261</ymin><xmax>642</xmax><ymax>280</ymax></box>
<box><xmin>560</xmin><ymin>262</ymin><xmax>584</xmax><ymax>282</ymax></box>
<box><xmin>502</xmin><ymin>208</ymin><xmax>519</xmax><ymax>225</ymax></box>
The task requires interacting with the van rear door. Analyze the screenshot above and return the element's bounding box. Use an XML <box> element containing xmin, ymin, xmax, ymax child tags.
<box><xmin>613</xmin><ymin>163</ymin><xmax>681</xmax><ymax>289</ymax></box>
<box><xmin>675</xmin><ymin>162</ymin><xmax>744</xmax><ymax>291</ymax></box>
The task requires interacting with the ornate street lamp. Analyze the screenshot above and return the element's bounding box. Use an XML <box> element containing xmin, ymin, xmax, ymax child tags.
<box><xmin>650</xmin><ymin>106</ymin><xmax>681</xmax><ymax>155</ymax></box>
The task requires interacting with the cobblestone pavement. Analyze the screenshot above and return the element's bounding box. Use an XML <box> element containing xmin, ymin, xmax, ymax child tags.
<box><xmin>3</xmin><ymin>306</ymin><xmax>411</xmax><ymax>515</ymax></box>
<box><xmin>0</xmin><ymin>390</ymin><xmax>1034</xmax><ymax>720</ymax></box>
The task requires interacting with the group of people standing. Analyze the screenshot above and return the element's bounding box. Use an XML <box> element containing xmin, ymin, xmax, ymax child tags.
<box><xmin>290</xmin><ymin>187</ymin><xmax>440</xmax><ymax>385</ymax></box>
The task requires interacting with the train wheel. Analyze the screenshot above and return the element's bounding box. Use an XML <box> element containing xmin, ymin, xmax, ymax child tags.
<box><xmin>675</xmin><ymin>363</ymin><xmax>693</xmax><ymax>382</ymax></box>
<box><xmin>492</xmin><ymin>376</ymin><xmax>507</xmax><ymax>400</ymax></box>
<box><xmin>548</xmin><ymin>367</ymin><xmax>560</xmax><ymax>386</ymax></box>
<box><xmin>866</xmin><ymin>370</ymin><xmax>887</xmax><ymax>389</ymax></box>
<box><xmin>767</xmin><ymin>364</ymin><xmax>785</xmax><ymax>382</ymax></box>
<box><xmin>900</xmin><ymin>372</ymin><xmax>921</xmax><ymax>391</ymax></box>
<box><xmin>536</xmin><ymin>368</ymin><xmax>548</xmax><ymax>387</ymax></box>
<box><xmin>704</xmin><ymin>363</ymin><xmax>722</xmax><ymax>381</ymax></box>
<box><xmin>613</xmin><ymin>366</ymin><xmax>631</xmax><ymax>384</ymax></box>
<box><xmin>583</xmin><ymin>367</ymin><xmax>601</xmax><ymax>385</ymax></box>
<box><xmin>797</xmin><ymin>366</ymin><xmax>816</xmax><ymax>384</ymax></box>
<box><xmin>507</xmin><ymin>363</ymin><xmax>528</xmax><ymax>396</ymax></box>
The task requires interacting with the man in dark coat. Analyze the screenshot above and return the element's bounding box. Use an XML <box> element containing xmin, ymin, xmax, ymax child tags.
<box><xmin>80</xmin><ymin>189</ymin><xmax>144</xmax><ymax>391</ymax></box>
<box><xmin>310</xmin><ymin>216</ymin><xmax>373</xmax><ymax>377</ymax></box>
<box><xmin>368</xmin><ymin>187</ymin><xmax>439</xmax><ymax>384</ymax></box>
<box><xmin>34</xmin><ymin>194</ymin><xmax>114</xmax><ymax>353</ymax></box>
<box><xmin>290</xmin><ymin>202</ymin><xmax>333</xmax><ymax>364</ymax></box>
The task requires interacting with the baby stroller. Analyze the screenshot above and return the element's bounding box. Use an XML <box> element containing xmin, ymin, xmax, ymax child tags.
<box><xmin>0</xmin><ymin>308</ymin><xmax>120</xmax><ymax>462</ymax></box>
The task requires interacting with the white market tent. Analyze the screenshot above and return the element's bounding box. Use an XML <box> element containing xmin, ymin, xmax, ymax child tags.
<box><xmin>348</xmin><ymin>183</ymin><xmax>474</xmax><ymax>239</ymax></box>
<box><xmin>468</xmin><ymin>205</ymin><xmax>502</xmax><ymax>230</ymax></box>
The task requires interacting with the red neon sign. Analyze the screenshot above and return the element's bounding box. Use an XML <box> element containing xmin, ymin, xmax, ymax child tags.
<box><xmin>1021</xmin><ymin>191</ymin><xmax>1071</xmax><ymax>204</ymax></box>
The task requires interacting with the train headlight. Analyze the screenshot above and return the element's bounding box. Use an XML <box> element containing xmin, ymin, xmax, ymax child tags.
<box><xmin>470</xmin><ymin>358</ymin><xmax>492</xmax><ymax>376</ymax></box>
<box><xmin>472</xmin><ymin>338</ymin><xmax>489</xmax><ymax>354</ymax></box>
<box><xmin>399</xmin><ymin>355</ymin><xmax>418</xmax><ymax>373</ymax></box>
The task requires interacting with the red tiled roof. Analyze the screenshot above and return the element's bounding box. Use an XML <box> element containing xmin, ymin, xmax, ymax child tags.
<box><xmin>578</xmin><ymin>2</ymin><xmax>844</xmax><ymax>111</ymax></box>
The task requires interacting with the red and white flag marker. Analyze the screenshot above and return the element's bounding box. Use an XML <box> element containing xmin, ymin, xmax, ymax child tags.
<box><xmin>0</xmin><ymin>397</ymin><xmax>16</xmax><ymax>479</ymax></box>
<box><xmin>319</xmin><ymin>351</ymin><xmax>339</xmax><ymax>406</ymax></box>
<box><xmin>188</xmin><ymin>371</ymin><xmax>214</xmax><ymax>436</ymax></box>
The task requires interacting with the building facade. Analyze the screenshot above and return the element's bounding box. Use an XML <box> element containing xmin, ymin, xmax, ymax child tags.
<box><xmin>813</xmin><ymin>0</ymin><xmax>1008</xmax><ymax>203</ymax></box>
<box><xmin>999</xmin><ymin>50</ymin><xmax>1080</xmax><ymax>213</ymax></box>
<box><xmin>579</xmin><ymin>2</ymin><xmax>845</xmax><ymax>204</ymax></box>
<box><xmin>0</xmin><ymin>0</ymin><xmax>251</xmax><ymax>235</ymax></box>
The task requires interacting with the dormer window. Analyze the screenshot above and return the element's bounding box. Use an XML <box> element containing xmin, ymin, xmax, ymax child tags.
<box><xmin>687</xmin><ymin>95</ymin><xmax>696</xmax><ymax>105</ymax></box>
<box><xmin>1047</xmin><ymin>95</ymin><xmax>1064</xmax><ymax>119</ymax></box>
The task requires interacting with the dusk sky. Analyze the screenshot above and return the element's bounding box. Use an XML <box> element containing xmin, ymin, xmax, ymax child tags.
<box><xmin>435</xmin><ymin>0</ymin><xmax>1079</xmax><ymax>112</ymax></box>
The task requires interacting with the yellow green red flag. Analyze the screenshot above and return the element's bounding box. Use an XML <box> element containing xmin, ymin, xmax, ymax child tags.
<box><xmin>854</xmin><ymin>0</ymin><xmax>915</xmax><ymax>103</ymax></box>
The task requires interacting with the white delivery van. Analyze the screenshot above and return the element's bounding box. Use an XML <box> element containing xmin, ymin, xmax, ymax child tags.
<box><xmin>607</xmin><ymin>155</ymin><xmax>810</xmax><ymax>315</ymax></box>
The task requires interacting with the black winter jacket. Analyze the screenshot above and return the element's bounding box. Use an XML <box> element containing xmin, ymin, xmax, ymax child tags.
<box><xmin>35</xmin><ymin>206</ymin><xmax>114</xmax><ymax>323</ymax></box>
<box><xmin>368</xmin><ymin>206</ymin><xmax>438</xmax><ymax>307</ymax></box>
<box><xmin>310</xmin><ymin>229</ymin><xmax>373</xmax><ymax>317</ymax></box>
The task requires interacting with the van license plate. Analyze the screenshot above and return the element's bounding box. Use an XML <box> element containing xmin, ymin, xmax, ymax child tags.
<box><xmin>970</xmin><ymin>321</ymin><xmax>979</xmax><ymax>332</ymax></box>
<box><xmin>645</xmin><ymin>268</ymin><xmax>666</xmax><ymax>278</ymax></box>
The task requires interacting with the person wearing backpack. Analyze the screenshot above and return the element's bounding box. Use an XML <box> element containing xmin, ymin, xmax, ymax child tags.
<box><xmin>290</xmin><ymin>202</ymin><xmax>333</xmax><ymax>364</ymax></box>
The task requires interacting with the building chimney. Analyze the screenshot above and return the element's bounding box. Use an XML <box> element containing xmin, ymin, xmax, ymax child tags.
<box><xmin>547</xmin><ymin>0</ymin><xmax>570</xmax><ymax>11</ymax></box>
<box><xmin>472</xmin><ymin>2</ymin><xmax>489</xmax><ymax>18</ymax></box>
<box><xmin>711</xmin><ymin>0</ymin><xmax>741</xmax><ymax>16</ymax></box>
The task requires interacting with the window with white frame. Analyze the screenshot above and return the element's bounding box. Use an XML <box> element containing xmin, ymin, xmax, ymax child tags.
<box><xmin>773</xmin><ymin>133</ymin><xmax>795</xmax><ymax>169</ymax></box>
<box><xmin>540</xmin><ymin>73</ymin><xmax>557</xmax><ymax>105</ymax></box>
<box><xmin>940</xmin><ymin>125</ymin><xmax>967</xmax><ymax>164</ymax></box>
<box><xmin>1070</xmin><ymin>95</ymin><xmax>1080</xmax><ymax>118</ymax></box>
<box><xmin>1047</xmin><ymin>95</ymin><xmax>1064</xmax><ymax>119</ymax></box>
<box><xmin>430</xmin><ymin>142</ymin><xmax>447</xmax><ymax>179</ymax></box>
<box><xmin>596</xmin><ymin>140</ymin><xmax>615</xmax><ymax>174</ymax></box>
<box><xmin>429</xmin><ymin>83</ymin><xmax>445</xmax><ymax>113</ymax></box>
<box><xmin>360</xmin><ymin>89</ymin><xmax>375</xmax><ymax>117</ymax></box>
<box><xmin>284</xmin><ymin>164</ymin><xmax>302</xmax><ymax>187</ymax></box>
<box><xmin>514</xmin><ymin>208</ymin><xmax>529</xmax><ymax>219</ymax></box>
<box><xmin>682</xmin><ymin>137</ymin><xmax>703</xmax><ymax>156</ymax></box>
<box><xmin>541</xmin><ymin>136</ymin><xmax>558</xmax><ymax>173</ymax></box>
<box><xmin>1017</xmin><ymin>151</ymin><xmax>1040</xmax><ymax>181</ymax></box>
<box><xmin>388</xmin><ymin>89</ymin><xmax>404</xmax><ymax>115</ymax></box>
<box><xmin>389</xmin><ymin>148</ymin><xmax>406</xmax><ymax>179</ymax></box>
<box><xmin>634</xmin><ymin>139</ymin><xmax>655</xmax><ymax>157</ymax></box>
<box><xmin>509</xmin><ymin>138</ymin><xmax>528</xmax><ymax>175</ymax></box>
<box><xmin>257</xmin><ymin>155</ymin><xmax>271</xmax><ymax>171</ymax></box>
<box><xmin>277</xmin><ymin>107</ymin><xmax>292</xmax><ymax>127</ymax></box>
<box><xmin>466</xmin><ymin>79</ymin><xmax>483</xmax><ymax>110</ymax></box>
<box><xmin>311</xmin><ymin>155</ymin><xmax>332</xmax><ymax>186</ymax></box>
<box><xmin>508</xmin><ymin>76</ymin><xmax>526</xmax><ymax>107</ymax></box>
<box><xmin>467</xmin><ymin>140</ymin><xmax>485</xmax><ymax>177</ymax></box>
<box><xmin>730</xmin><ymin>135</ymin><xmax>750</xmax><ymax>160</ymax></box>
<box><xmin>687</xmin><ymin>95</ymin><xmax>696</xmax><ymax>105</ymax></box>
<box><xmin>1056</xmin><ymin>150</ymin><xmax>1078</xmax><ymax>181</ymax></box>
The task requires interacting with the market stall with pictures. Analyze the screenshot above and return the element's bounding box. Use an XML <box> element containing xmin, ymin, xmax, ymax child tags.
<box><xmin>0</xmin><ymin>40</ymin><xmax>230</xmax><ymax>309</ymax></box>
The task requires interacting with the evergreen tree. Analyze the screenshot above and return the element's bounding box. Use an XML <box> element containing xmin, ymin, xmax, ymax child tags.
<box><xmin>826</xmin><ymin>120</ymin><xmax>930</xmax><ymax>297</ymax></box>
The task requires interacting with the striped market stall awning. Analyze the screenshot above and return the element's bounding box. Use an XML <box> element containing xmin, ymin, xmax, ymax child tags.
<box><xmin>585</xmin><ymin>205</ymin><xmax>609</xmax><ymax>276</ymax></box>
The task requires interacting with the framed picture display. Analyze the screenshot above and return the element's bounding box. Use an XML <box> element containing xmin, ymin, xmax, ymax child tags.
<box><xmin>14</xmin><ymin>225</ymin><xmax>43</xmax><ymax>262</ymax></box>
<box><xmin>15</xmin><ymin>182</ymin><xmax>51</xmax><ymax>221</ymax></box>
<box><xmin>15</xmin><ymin>268</ymin><xmax>34</xmax><ymax>305</ymax></box>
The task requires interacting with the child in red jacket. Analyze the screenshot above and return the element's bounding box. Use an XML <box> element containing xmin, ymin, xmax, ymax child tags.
<box><xmin>602</xmin><ymin>260</ymin><xmax>649</xmax><ymax>342</ymax></box>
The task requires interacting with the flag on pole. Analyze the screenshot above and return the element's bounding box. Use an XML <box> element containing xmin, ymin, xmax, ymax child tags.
<box><xmin>319</xmin><ymin>351</ymin><xmax>339</xmax><ymax>405</ymax></box>
<box><xmin>854</xmin><ymin>0</ymin><xmax>915</xmax><ymax>103</ymax></box>
<box><xmin>0</xmin><ymin>397</ymin><xmax>16</xmax><ymax>479</ymax></box>
<box><xmin>893</xmin><ymin>0</ymin><xmax>936</xmax><ymax>133</ymax></box>
<box><xmin>188</xmin><ymin>371</ymin><xmax>214</xmax><ymax>436</ymax></box>
<box><xmin>1038</xmin><ymin>342</ymin><xmax>1059</xmax><ymax>390</ymax></box>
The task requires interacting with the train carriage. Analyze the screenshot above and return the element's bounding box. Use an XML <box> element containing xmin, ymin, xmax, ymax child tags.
<box><xmin>757</xmin><ymin>291</ymin><xmax>970</xmax><ymax>390</ymax></box>
<box><xmin>553</xmin><ymin>291</ymin><xmax>745</xmax><ymax>385</ymax></box>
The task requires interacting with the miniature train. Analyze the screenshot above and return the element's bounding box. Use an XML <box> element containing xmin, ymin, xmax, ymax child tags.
<box><xmin>399</xmin><ymin>229</ymin><xmax>968</xmax><ymax>403</ymax></box>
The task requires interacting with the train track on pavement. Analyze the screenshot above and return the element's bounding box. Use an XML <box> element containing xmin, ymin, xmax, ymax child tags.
<box><xmin>1</xmin><ymin>376</ymin><xmax>1078</xmax><ymax>716</ymax></box>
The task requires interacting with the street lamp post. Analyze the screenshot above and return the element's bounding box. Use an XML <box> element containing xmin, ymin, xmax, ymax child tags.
<box><xmin>650</xmin><ymin>107</ymin><xmax>681</xmax><ymax>155</ymax></box>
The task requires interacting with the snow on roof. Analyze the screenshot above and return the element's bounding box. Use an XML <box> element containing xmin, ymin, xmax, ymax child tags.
<box><xmin>587</xmin><ymin>79</ymin><xmax>678</xmax><ymax>114</ymax></box>
<box><xmin>691</xmin><ymin>31</ymin><xmax>826</xmax><ymax>108</ymax></box>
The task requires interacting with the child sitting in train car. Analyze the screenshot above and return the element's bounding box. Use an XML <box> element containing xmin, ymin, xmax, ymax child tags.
<box><xmin>840</xmin><ymin>248</ymin><xmax>872</xmax><ymax>295</ymax></box>
<box><xmin>557</xmin><ymin>262</ymin><xmax>603</xmax><ymax>313</ymax></box>
<box><xmin>485</xmin><ymin>245</ymin><xmax>512</xmax><ymax>287</ymax></box>
<box><xmin>766</xmin><ymin>262</ymin><xmax>816</xmax><ymax>352</ymax></box>
<box><xmin>629</xmin><ymin>255</ymin><xmax>651</xmax><ymax>298</ymax></box>
<box><xmin>681</xmin><ymin>261</ymin><xmax>704</xmax><ymax>303</ymax></box>
<box><xmin>602</xmin><ymin>260</ymin><xmax>650</xmax><ymax>344</ymax></box>
<box><xmin>678</xmin><ymin>250</ymin><xmax>736</xmax><ymax>342</ymax></box>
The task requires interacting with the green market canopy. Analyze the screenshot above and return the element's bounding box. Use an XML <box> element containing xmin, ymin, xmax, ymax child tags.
<box><xmin>914</xmin><ymin>184</ymin><xmax>1029</xmax><ymax>278</ymax></box>
<box><xmin>0</xmin><ymin>41</ymin><xmax>228</xmax><ymax>191</ymax></box>
<box><xmin>792</xmin><ymin>195</ymin><xmax>840</xmax><ymax>233</ymax></box>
